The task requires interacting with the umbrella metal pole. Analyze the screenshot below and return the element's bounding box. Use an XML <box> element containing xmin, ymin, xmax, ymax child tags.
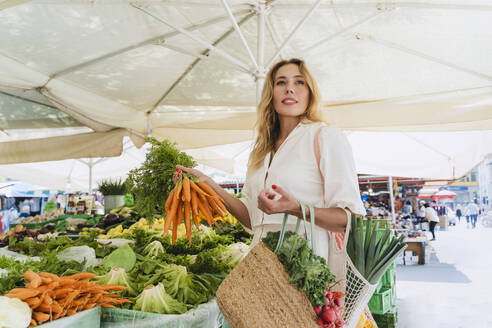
<box><xmin>256</xmin><ymin>2</ymin><xmax>266</xmax><ymax>104</ymax></box>
<box><xmin>88</xmin><ymin>159</ymin><xmax>93</xmax><ymax>194</ymax></box>
<box><xmin>388</xmin><ymin>176</ymin><xmax>396</xmax><ymax>221</ymax></box>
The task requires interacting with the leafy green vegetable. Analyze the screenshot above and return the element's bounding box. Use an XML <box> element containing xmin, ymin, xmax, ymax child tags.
<box><xmin>134</xmin><ymin>283</ymin><xmax>187</xmax><ymax>314</ymax></box>
<box><xmin>127</xmin><ymin>138</ymin><xmax>196</xmax><ymax>220</ymax></box>
<box><xmin>347</xmin><ymin>215</ymin><xmax>407</xmax><ymax>284</ymax></box>
<box><xmin>143</xmin><ymin>240</ymin><xmax>165</xmax><ymax>259</ymax></box>
<box><xmin>103</xmin><ymin>243</ymin><xmax>136</xmax><ymax>272</ymax></box>
<box><xmin>95</xmin><ymin>267</ymin><xmax>137</xmax><ymax>296</ymax></box>
<box><xmin>214</xmin><ymin>222</ymin><xmax>252</xmax><ymax>244</ymax></box>
<box><xmin>262</xmin><ymin>231</ymin><xmax>335</xmax><ymax>307</ymax></box>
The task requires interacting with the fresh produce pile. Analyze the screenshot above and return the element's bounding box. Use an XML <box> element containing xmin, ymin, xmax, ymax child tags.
<box><xmin>347</xmin><ymin>216</ymin><xmax>407</xmax><ymax>284</ymax></box>
<box><xmin>314</xmin><ymin>289</ymin><xmax>345</xmax><ymax>328</ymax></box>
<box><xmin>1</xmin><ymin>218</ymin><xmax>251</xmax><ymax>325</ymax></box>
<box><xmin>165</xmin><ymin>175</ymin><xmax>227</xmax><ymax>244</ymax></box>
<box><xmin>262</xmin><ymin>231</ymin><xmax>335</xmax><ymax>307</ymax></box>
<box><xmin>5</xmin><ymin>271</ymin><xmax>131</xmax><ymax>326</ymax></box>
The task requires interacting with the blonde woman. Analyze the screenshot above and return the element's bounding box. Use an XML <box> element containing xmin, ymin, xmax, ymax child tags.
<box><xmin>177</xmin><ymin>58</ymin><xmax>365</xmax><ymax>274</ymax></box>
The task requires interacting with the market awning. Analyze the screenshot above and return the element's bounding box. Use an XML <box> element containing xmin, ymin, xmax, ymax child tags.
<box><xmin>0</xmin><ymin>1</ymin><xmax>491</xmax><ymax>180</ymax></box>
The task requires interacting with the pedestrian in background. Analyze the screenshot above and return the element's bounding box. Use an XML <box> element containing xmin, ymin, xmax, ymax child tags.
<box><xmin>455</xmin><ymin>205</ymin><xmax>462</xmax><ymax>223</ymax></box>
<box><xmin>467</xmin><ymin>202</ymin><xmax>479</xmax><ymax>228</ymax></box>
<box><xmin>424</xmin><ymin>202</ymin><xmax>439</xmax><ymax>241</ymax></box>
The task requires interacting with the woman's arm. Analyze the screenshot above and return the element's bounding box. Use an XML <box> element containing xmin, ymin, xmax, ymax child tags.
<box><xmin>257</xmin><ymin>185</ymin><xmax>348</xmax><ymax>233</ymax></box>
<box><xmin>176</xmin><ymin>165</ymin><xmax>252</xmax><ymax>230</ymax></box>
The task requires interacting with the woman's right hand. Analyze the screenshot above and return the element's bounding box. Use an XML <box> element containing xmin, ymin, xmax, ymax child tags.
<box><xmin>175</xmin><ymin>165</ymin><xmax>211</xmax><ymax>183</ymax></box>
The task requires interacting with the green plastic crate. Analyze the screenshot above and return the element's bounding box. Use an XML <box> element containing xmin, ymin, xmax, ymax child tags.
<box><xmin>372</xmin><ymin>310</ymin><xmax>398</xmax><ymax>328</ymax></box>
<box><xmin>381</xmin><ymin>268</ymin><xmax>396</xmax><ymax>288</ymax></box>
<box><xmin>390</xmin><ymin>285</ymin><xmax>397</xmax><ymax>308</ymax></box>
<box><xmin>368</xmin><ymin>287</ymin><xmax>392</xmax><ymax>315</ymax></box>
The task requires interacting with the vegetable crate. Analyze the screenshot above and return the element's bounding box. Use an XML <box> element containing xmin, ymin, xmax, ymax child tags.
<box><xmin>368</xmin><ymin>287</ymin><xmax>392</xmax><ymax>315</ymax></box>
<box><xmin>390</xmin><ymin>286</ymin><xmax>397</xmax><ymax>308</ymax></box>
<box><xmin>372</xmin><ymin>310</ymin><xmax>398</xmax><ymax>328</ymax></box>
<box><xmin>38</xmin><ymin>307</ymin><xmax>101</xmax><ymax>328</ymax></box>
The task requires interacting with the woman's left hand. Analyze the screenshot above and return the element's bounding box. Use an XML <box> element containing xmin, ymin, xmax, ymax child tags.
<box><xmin>257</xmin><ymin>185</ymin><xmax>299</xmax><ymax>215</ymax></box>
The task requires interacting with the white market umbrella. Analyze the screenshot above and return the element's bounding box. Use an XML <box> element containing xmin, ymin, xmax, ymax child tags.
<box><xmin>0</xmin><ymin>1</ymin><xmax>491</xmax><ymax>179</ymax></box>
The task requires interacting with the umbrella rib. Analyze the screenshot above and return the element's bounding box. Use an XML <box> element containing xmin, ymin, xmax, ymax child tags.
<box><xmin>132</xmin><ymin>3</ymin><xmax>251</xmax><ymax>72</ymax></box>
<box><xmin>147</xmin><ymin>12</ymin><xmax>255</xmax><ymax>113</ymax></box>
<box><xmin>51</xmin><ymin>9</ymin><xmax>250</xmax><ymax>78</ymax></box>
<box><xmin>220</xmin><ymin>0</ymin><xmax>258</xmax><ymax>70</ymax></box>
<box><xmin>265</xmin><ymin>15</ymin><xmax>285</xmax><ymax>60</ymax></box>
<box><xmin>357</xmin><ymin>33</ymin><xmax>492</xmax><ymax>82</ymax></box>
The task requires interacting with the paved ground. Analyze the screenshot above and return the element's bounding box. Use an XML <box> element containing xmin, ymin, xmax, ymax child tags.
<box><xmin>396</xmin><ymin>218</ymin><xmax>492</xmax><ymax>328</ymax></box>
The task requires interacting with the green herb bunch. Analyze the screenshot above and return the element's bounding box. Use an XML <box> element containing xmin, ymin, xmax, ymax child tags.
<box><xmin>98</xmin><ymin>178</ymin><xmax>127</xmax><ymax>196</ymax></box>
<box><xmin>127</xmin><ymin>138</ymin><xmax>196</xmax><ymax>220</ymax></box>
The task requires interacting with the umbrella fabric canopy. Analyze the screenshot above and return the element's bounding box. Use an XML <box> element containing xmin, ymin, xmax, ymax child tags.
<box><xmin>0</xmin><ymin>181</ymin><xmax>55</xmax><ymax>197</ymax></box>
<box><xmin>0</xmin><ymin>1</ymin><xmax>492</xmax><ymax>179</ymax></box>
<box><xmin>432</xmin><ymin>190</ymin><xmax>457</xmax><ymax>200</ymax></box>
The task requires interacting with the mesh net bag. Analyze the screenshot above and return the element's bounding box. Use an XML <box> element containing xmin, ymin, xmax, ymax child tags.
<box><xmin>343</xmin><ymin>258</ymin><xmax>378</xmax><ymax>328</ymax></box>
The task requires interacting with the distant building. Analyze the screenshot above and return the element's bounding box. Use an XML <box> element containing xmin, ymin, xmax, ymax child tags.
<box><xmin>478</xmin><ymin>154</ymin><xmax>492</xmax><ymax>210</ymax></box>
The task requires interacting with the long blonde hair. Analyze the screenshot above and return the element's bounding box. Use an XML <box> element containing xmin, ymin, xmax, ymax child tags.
<box><xmin>248</xmin><ymin>58</ymin><xmax>324</xmax><ymax>173</ymax></box>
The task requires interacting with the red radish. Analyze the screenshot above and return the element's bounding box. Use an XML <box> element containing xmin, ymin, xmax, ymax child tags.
<box><xmin>322</xmin><ymin>308</ymin><xmax>337</xmax><ymax>323</ymax></box>
<box><xmin>316</xmin><ymin>317</ymin><xmax>325</xmax><ymax>326</ymax></box>
<box><xmin>324</xmin><ymin>290</ymin><xmax>333</xmax><ymax>299</ymax></box>
<box><xmin>314</xmin><ymin>305</ymin><xmax>323</xmax><ymax>316</ymax></box>
<box><xmin>335</xmin><ymin>318</ymin><xmax>345</xmax><ymax>328</ymax></box>
<box><xmin>334</xmin><ymin>297</ymin><xmax>343</xmax><ymax>307</ymax></box>
<box><xmin>322</xmin><ymin>305</ymin><xmax>331</xmax><ymax>313</ymax></box>
<box><xmin>324</xmin><ymin>297</ymin><xmax>332</xmax><ymax>307</ymax></box>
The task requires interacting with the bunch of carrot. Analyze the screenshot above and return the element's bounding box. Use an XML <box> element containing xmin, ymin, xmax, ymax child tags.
<box><xmin>164</xmin><ymin>177</ymin><xmax>226</xmax><ymax>244</ymax></box>
<box><xmin>5</xmin><ymin>270</ymin><xmax>131</xmax><ymax>327</ymax></box>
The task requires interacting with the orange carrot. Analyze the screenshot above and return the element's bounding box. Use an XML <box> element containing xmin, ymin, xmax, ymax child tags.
<box><xmin>182</xmin><ymin>178</ymin><xmax>191</xmax><ymax>202</ymax></box>
<box><xmin>30</xmin><ymin>318</ymin><xmax>37</xmax><ymax>327</ymax></box>
<box><xmin>26</xmin><ymin>297</ymin><xmax>41</xmax><ymax>308</ymax></box>
<box><xmin>66</xmin><ymin>272</ymin><xmax>95</xmax><ymax>280</ymax></box>
<box><xmin>99</xmin><ymin>284</ymin><xmax>128</xmax><ymax>291</ymax></box>
<box><xmin>100</xmin><ymin>303</ymin><xmax>117</xmax><ymax>308</ymax></box>
<box><xmin>164</xmin><ymin>191</ymin><xmax>180</xmax><ymax>237</ymax></box>
<box><xmin>190</xmin><ymin>190</ymin><xmax>200</xmax><ymax>229</ymax></box>
<box><xmin>165</xmin><ymin>189</ymin><xmax>176</xmax><ymax>213</ymax></box>
<box><xmin>197</xmin><ymin>194</ymin><xmax>214</xmax><ymax>225</ymax></box>
<box><xmin>7</xmin><ymin>289</ymin><xmax>40</xmax><ymax>300</ymax></box>
<box><xmin>184</xmin><ymin>200</ymin><xmax>192</xmax><ymax>244</ymax></box>
<box><xmin>171</xmin><ymin>199</ymin><xmax>183</xmax><ymax>244</ymax></box>
<box><xmin>214</xmin><ymin>198</ymin><xmax>227</xmax><ymax>212</ymax></box>
<box><xmin>39</xmin><ymin>272</ymin><xmax>59</xmax><ymax>280</ymax></box>
<box><xmin>84</xmin><ymin>302</ymin><xmax>97</xmax><ymax>310</ymax></box>
<box><xmin>33</xmin><ymin>312</ymin><xmax>50</xmax><ymax>324</ymax></box>
<box><xmin>197</xmin><ymin>181</ymin><xmax>220</xmax><ymax>199</ymax></box>
<box><xmin>209</xmin><ymin>198</ymin><xmax>223</xmax><ymax>216</ymax></box>
<box><xmin>24</xmin><ymin>271</ymin><xmax>42</xmax><ymax>289</ymax></box>
<box><xmin>174</xmin><ymin>182</ymin><xmax>183</xmax><ymax>202</ymax></box>
<box><xmin>189</xmin><ymin>180</ymin><xmax>210</xmax><ymax>197</ymax></box>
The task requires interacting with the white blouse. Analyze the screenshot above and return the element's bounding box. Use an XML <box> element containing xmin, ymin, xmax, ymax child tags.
<box><xmin>240</xmin><ymin>122</ymin><xmax>366</xmax><ymax>260</ymax></box>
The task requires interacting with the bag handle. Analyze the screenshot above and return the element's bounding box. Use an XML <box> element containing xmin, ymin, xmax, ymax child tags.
<box><xmin>274</xmin><ymin>201</ymin><xmax>316</xmax><ymax>253</ymax></box>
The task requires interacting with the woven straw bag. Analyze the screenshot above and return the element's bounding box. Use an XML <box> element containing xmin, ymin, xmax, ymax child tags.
<box><xmin>216</xmin><ymin>204</ymin><xmax>320</xmax><ymax>328</ymax></box>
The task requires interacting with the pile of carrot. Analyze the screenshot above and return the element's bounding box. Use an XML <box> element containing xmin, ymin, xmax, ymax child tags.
<box><xmin>5</xmin><ymin>270</ymin><xmax>131</xmax><ymax>327</ymax></box>
<box><xmin>164</xmin><ymin>177</ymin><xmax>226</xmax><ymax>244</ymax></box>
